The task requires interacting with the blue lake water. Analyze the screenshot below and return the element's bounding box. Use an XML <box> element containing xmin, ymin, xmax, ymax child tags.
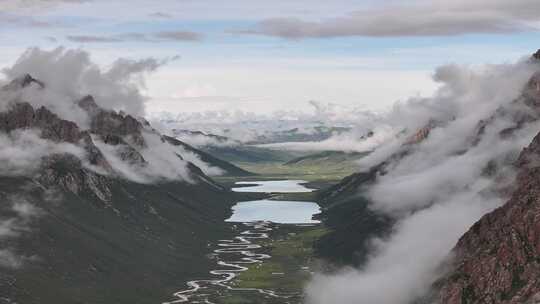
<box><xmin>227</xmin><ymin>180</ymin><xmax>320</xmax><ymax>224</ymax></box>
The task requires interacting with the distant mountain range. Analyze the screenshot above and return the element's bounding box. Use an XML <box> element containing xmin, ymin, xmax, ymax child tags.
<box><xmin>157</xmin><ymin>114</ymin><xmax>353</xmax><ymax>146</ymax></box>
<box><xmin>245</xmin><ymin>126</ymin><xmax>351</xmax><ymax>145</ymax></box>
<box><xmin>169</xmin><ymin>128</ymin><xmax>301</xmax><ymax>164</ymax></box>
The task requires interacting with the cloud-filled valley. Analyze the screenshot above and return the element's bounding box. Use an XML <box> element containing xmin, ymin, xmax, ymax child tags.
<box><xmin>305</xmin><ymin>53</ymin><xmax>540</xmax><ymax>304</ymax></box>
<box><xmin>3</xmin><ymin>1</ymin><xmax>540</xmax><ymax>303</ymax></box>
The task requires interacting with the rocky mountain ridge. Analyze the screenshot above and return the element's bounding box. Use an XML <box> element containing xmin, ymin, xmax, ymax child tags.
<box><xmin>0</xmin><ymin>74</ymin><xmax>243</xmax><ymax>304</ymax></box>
<box><xmin>437</xmin><ymin>129</ymin><xmax>540</xmax><ymax>303</ymax></box>
<box><xmin>434</xmin><ymin>53</ymin><xmax>540</xmax><ymax>304</ymax></box>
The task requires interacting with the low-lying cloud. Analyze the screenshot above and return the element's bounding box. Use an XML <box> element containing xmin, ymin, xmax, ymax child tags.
<box><xmin>2</xmin><ymin>47</ymin><xmax>169</xmax><ymax>122</ymax></box>
<box><xmin>0</xmin><ymin>130</ymin><xmax>85</xmax><ymax>176</ymax></box>
<box><xmin>0</xmin><ymin>47</ymin><xmax>219</xmax><ymax>185</ymax></box>
<box><xmin>152</xmin><ymin>101</ymin><xmax>376</xmax><ymax>146</ymax></box>
<box><xmin>306</xmin><ymin>56</ymin><xmax>540</xmax><ymax>303</ymax></box>
<box><xmin>0</xmin><ymin>195</ymin><xmax>40</xmax><ymax>269</ymax></box>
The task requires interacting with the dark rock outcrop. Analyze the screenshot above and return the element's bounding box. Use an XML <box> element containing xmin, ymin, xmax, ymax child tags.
<box><xmin>0</xmin><ymin>102</ymin><xmax>81</xmax><ymax>143</ymax></box>
<box><xmin>88</xmin><ymin>108</ymin><xmax>146</xmax><ymax>148</ymax></box>
<box><xmin>77</xmin><ymin>95</ymin><xmax>100</xmax><ymax>115</ymax></box>
<box><xmin>404</xmin><ymin>120</ymin><xmax>437</xmax><ymax>145</ymax></box>
<box><xmin>0</xmin><ymin>102</ymin><xmax>111</xmax><ymax>172</ymax></box>
<box><xmin>36</xmin><ymin>153</ymin><xmax>113</xmax><ymax>204</ymax></box>
<box><xmin>533</xmin><ymin>49</ymin><xmax>540</xmax><ymax>61</ymax></box>
<box><xmin>437</xmin><ymin>131</ymin><xmax>540</xmax><ymax>304</ymax></box>
<box><xmin>1</xmin><ymin>74</ymin><xmax>44</xmax><ymax>91</ymax></box>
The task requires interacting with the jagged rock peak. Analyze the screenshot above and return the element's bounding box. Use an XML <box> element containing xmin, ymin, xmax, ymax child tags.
<box><xmin>77</xmin><ymin>95</ymin><xmax>100</xmax><ymax>114</ymax></box>
<box><xmin>533</xmin><ymin>49</ymin><xmax>540</xmax><ymax>61</ymax></box>
<box><xmin>3</xmin><ymin>74</ymin><xmax>45</xmax><ymax>90</ymax></box>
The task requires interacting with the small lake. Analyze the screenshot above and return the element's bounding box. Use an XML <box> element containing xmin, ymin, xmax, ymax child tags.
<box><xmin>226</xmin><ymin>200</ymin><xmax>320</xmax><ymax>224</ymax></box>
<box><xmin>232</xmin><ymin>180</ymin><xmax>316</xmax><ymax>193</ymax></box>
<box><xmin>227</xmin><ymin>180</ymin><xmax>320</xmax><ymax>224</ymax></box>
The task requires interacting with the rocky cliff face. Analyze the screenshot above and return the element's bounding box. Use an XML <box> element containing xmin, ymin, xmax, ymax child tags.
<box><xmin>437</xmin><ymin>130</ymin><xmax>540</xmax><ymax>304</ymax></box>
<box><xmin>431</xmin><ymin>52</ymin><xmax>540</xmax><ymax>304</ymax></box>
<box><xmin>0</xmin><ymin>102</ymin><xmax>83</xmax><ymax>143</ymax></box>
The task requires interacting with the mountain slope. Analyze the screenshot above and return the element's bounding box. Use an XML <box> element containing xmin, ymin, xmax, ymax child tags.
<box><xmin>437</xmin><ymin>124</ymin><xmax>540</xmax><ymax>303</ymax></box>
<box><xmin>0</xmin><ymin>173</ymin><xmax>236</xmax><ymax>304</ymax></box>
<box><xmin>313</xmin><ymin>167</ymin><xmax>393</xmax><ymax>266</ymax></box>
<box><xmin>0</xmin><ymin>75</ymin><xmax>240</xmax><ymax>304</ymax></box>
<box><xmin>164</xmin><ymin>135</ymin><xmax>255</xmax><ymax>176</ymax></box>
<box><xmin>284</xmin><ymin>150</ymin><xmax>369</xmax><ymax>166</ymax></box>
<box><xmin>203</xmin><ymin>144</ymin><xmax>298</xmax><ymax>164</ymax></box>
<box><xmin>169</xmin><ymin>128</ymin><xmax>300</xmax><ymax>165</ymax></box>
<box><xmin>308</xmin><ymin>50</ymin><xmax>540</xmax><ymax>304</ymax></box>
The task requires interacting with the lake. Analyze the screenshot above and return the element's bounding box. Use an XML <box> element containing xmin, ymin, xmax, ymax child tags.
<box><xmin>227</xmin><ymin>180</ymin><xmax>320</xmax><ymax>224</ymax></box>
<box><xmin>232</xmin><ymin>180</ymin><xmax>316</xmax><ymax>193</ymax></box>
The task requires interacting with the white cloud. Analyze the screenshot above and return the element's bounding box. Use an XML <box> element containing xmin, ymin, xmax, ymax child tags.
<box><xmin>0</xmin><ymin>47</ymin><xmax>218</xmax><ymax>185</ymax></box>
<box><xmin>306</xmin><ymin>56</ymin><xmax>540</xmax><ymax>304</ymax></box>
<box><xmin>2</xmin><ymin>47</ymin><xmax>171</xmax><ymax>123</ymax></box>
<box><xmin>0</xmin><ymin>195</ymin><xmax>41</xmax><ymax>269</ymax></box>
<box><xmin>145</xmin><ymin>66</ymin><xmax>437</xmax><ymax>115</ymax></box>
<box><xmin>244</xmin><ymin>0</ymin><xmax>540</xmax><ymax>38</ymax></box>
<box><xmin>0</xmin><ymin>130</ymin><xmax>85</xmax><ymax>176</ymax></box>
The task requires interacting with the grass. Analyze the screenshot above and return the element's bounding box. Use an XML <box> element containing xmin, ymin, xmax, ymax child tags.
<box><xmin>231</xmin><ymin>225</ymin><xmax>329</xmax><ymax>293</ymax></box>
<box><xmin>215</xmin><ymin>160</ymin><xmax>355</xmax><ymax>199</ymax></box>
<box><xmin>232</xmin><ymin>161</ymin><xmax>357</xmax><ymax>182</ymax></box>
<box><xmin>208</xmin><ymin>155</ymin><xmax>344</xmax><ymax>303</ymax></box>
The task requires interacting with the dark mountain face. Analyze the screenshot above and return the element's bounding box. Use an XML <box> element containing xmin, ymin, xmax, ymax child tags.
<box><xmin>0</xmin><ymin>174</ymin><xmax>235</xmax><ymax>304</ymax></box>
<box><xmin>314</xmin><ymin>165</ymin><xmax>393</xmax><ymax>266</ymax></box>
<box><xmin>0</xmin><ymin>75</ymin><xmax>240</xmax><ymax>304</ymax></box>
<box><xmin>436</xmin><ymin>130</ymin><xmax>540</xmax><ymax>304</ymax></box>
<box><xmin>433</xmin><ymin>56</ymin><xmax>540</xmax><ymax>303</ymax></box>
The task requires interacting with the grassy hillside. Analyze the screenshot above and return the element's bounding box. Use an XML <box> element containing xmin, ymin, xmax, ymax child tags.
<box><xmin>312</xmin><ymin>169</ymin><xmax>393</xmax><ymax>266</ymax></box>
<box><xmin>164</xmin><ymin>135</ymin><xmax>255</xmax><ymax>176</ymax></box>
<box><xmin>0</xmin><ymin>172</ymin><xmax>242</xmax><ymax>304</ymax></box>
<box><xmin>226</xmin><ymin>151</ymin><xmax>368</xmax><ymax>182</ymax></box>
<box><xmin>203</xmin><ymin>145</ymin><xmax>301</xmax><ymax>164</ymax></box>
<box><xmin>285</xmin><ymin>150</ymin><xmax>368</xmax><ymax>167</ymax></box>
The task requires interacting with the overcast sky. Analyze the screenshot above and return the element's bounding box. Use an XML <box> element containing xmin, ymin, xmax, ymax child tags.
<box><xmin>0</xmin><ymin>0</ymin><xmax>539</xmax><ymax>115</ymax></box>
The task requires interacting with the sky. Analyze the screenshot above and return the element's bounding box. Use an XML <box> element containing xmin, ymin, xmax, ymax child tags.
<box><xmin>0</xmin><ymin>0</ymin><xmax>539</xmax><ymax>116</ymax></box>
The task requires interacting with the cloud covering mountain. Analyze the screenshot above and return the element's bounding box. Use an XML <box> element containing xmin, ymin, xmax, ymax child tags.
<box><xmin>306</xmin><ymin>54</ymin><xmax>540</xmax><ymax>304</ymax></box>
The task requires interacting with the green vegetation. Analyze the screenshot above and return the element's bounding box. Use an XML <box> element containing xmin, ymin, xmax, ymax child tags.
<box><xmin>221</xmin><ymin>150</ymin><xmax>368</xmax><ymax>182</ymax></box>
<box><xmin>164</xmin><ymin>135</ymin><xmax>255</xmax><ymax>176</ymax></box>
<box><xmin>284</xmin><ymin>150</ymin><xmax>368</xmax><ymax>166</ymax></box>
<box><xmin>231</xmin><ymin>160</ymin><xmax>357</xmax><ymax>182</ymax></box>
<box><xmin>200</xmin><ymin>225</ymin><xmax>330</xmax><ymax>304</ymax></box>
<box><xmin>203</xmin><ymin>145</ymin><xmax>302</xmax><ymax>164</ymax></box>
<box><xmin>231</xmin><ymin>225</ymin><xmax>329</xmax><ymax>293</ymax></box>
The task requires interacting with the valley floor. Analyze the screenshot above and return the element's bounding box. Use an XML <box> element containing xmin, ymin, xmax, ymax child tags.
<box><xmin>183</xmin><ymin>177</ymin><xmax>335</xmax><ymax>303</ymax></box>
<box><xmin>177</xmin><ymin>222</ymin><xmax>328</xmax><ymax>304</ymax></box>
<box><xmin>225</xmin><ymin>224</ymin><xmax>328</xmax><ymax>303</ymax></box>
